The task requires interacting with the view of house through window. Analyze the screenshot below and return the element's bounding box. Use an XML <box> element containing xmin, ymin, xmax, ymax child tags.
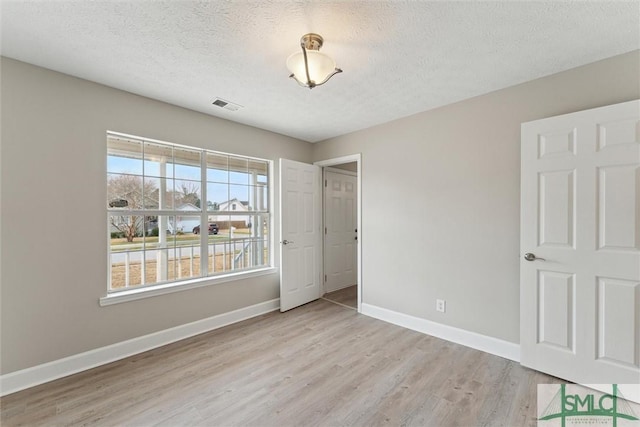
<box><xmin>107</xmin><ymin>133</ymin><xmax>270</xmax><ymax>292</ymax></box>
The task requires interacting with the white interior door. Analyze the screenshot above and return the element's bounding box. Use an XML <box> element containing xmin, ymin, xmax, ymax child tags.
<box><xmin>324</xmin><ymin>169</ymin><xmax>357</xmax><ymax>293</ymax></box>
<box><xmin>279</xmin><ymin>159</ymin><xmax>321</xmax><ymax>312</ymax></box>
<box><xmin>520</xmin><ymin>100</ymin><xmax>640</xmax><ymax>385</ymax></box>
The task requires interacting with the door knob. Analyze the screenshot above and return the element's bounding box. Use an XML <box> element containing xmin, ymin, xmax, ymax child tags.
<box><xmin>524</xmin><ymin>253</ymin><xmax>545</xmax><ymax>261</ymax></box>
<box><xmin>282</xmin><ymin>239</ymin><xmax>294</xmax><ymax>245</ymax></box>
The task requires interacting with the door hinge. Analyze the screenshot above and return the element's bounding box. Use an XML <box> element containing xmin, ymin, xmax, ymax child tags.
<box><xmin>324</xmin><ymin>274</ymin><xmax>327</xmax><ymax>282</ymax></box>
<box><xmin>325</xmin><ymin>227</ymin><xmax>327</xmax><ymax>234</ymax></box>
<box><xmin>325</xmin><ymin>179</ymin><xmax>327</xmax><ymax>187</ymax></box>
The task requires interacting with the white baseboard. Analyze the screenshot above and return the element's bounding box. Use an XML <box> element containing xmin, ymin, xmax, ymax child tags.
<box><xmin>0</xmin><ymin>298</ymin><xmax>280</xmax><ymax>396</ymax></box>
<box><xmin>361</xmin><ymin>303</ymin><xmax>520</xmax><ymax>362</ymax></box>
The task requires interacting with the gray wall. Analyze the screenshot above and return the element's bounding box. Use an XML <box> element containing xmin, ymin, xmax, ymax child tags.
<box><xmin>3</xmin><ymin>50</ymin><xmax>639</xmax><ymax>375</ymax></box>
<box><xmin>0</xmin><ymin>58</ymin><xmax>312</xmax><ymax>374</ymax></box>
<box><xmin>312</xmin><ymin>50</ymin><xmax>640</xmax><ymax>344</ymax></box>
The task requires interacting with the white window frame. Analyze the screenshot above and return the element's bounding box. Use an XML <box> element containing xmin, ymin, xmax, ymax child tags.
<box><xmin>101</xmin><ymin>131</ymin><xmax>275</xmax><ymax>306</ymax></box>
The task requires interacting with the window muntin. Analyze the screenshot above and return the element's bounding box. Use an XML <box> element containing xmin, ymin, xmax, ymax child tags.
<box><xmin>107</xmin><ymin>133</ymin><xmax>271</xmax><ymax>293</ymax></box>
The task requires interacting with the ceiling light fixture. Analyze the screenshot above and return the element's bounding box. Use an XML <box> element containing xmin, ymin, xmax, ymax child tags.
<box><xmin>287</xmin><ymin>33</ymin><xmax>342</xmax><ymax>89</ymax></box>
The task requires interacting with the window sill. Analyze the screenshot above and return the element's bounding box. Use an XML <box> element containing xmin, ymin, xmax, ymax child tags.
<box><xmin>99</xmin><ymin>267</ymin><xmax>278</xmax><ymax>306</ymax></box>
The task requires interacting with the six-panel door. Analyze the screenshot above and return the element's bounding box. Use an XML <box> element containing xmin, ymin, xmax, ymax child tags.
<box><xmin>520</xmin><ymin>100</ymin><xmax>640</xmax><ymax>384</ymax></box>
<box><xmin>279</xmin><ymin>159</ymin><xmax>321</xmax><ymax>312</ymax></box>
<box><xmin>324</xmin><ymin>169</ymin><xmax>357</xmax><ymax>293</ymax></box>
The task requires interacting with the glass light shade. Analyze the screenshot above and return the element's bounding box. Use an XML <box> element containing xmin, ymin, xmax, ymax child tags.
<box><xmin>286</xmin><ymin>50</ymin><xmax>337</xmax><ymax>86</ymax></box>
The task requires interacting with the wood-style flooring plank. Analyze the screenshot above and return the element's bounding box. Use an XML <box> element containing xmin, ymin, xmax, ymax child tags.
<box><xmin>323</xmin><ymin>285</ymin><xmax>357</xmax><ymax>309</ymax></box>
<box><xmin>1</xmin><ymin>300</ymin><xmax>560</xmax><ymax>426</ymax></box>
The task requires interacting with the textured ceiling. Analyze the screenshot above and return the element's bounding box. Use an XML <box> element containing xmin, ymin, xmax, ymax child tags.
<box><xmin>1</xmin><ymin>1</ymin><xmax>639</xmax><ymax>143</ymax></box>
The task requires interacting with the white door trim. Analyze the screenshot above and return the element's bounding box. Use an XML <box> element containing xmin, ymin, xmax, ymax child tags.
<box><xmin>314</xmin><ymin>154</ymin><xmax>362</xmax><ymax>313</ymax></box>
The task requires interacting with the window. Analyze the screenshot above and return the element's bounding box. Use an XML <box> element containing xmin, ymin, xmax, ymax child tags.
<box><xmin>107</xmin><ymin>132</ymin><xmax>270</xmax><ymax>293</ymax></box>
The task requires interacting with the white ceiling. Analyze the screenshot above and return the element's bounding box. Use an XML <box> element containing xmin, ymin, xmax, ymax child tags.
<box><xmin>1</xmin><ymin>1</ymin><xmax>639</xmax><ymax>143</ymax></box>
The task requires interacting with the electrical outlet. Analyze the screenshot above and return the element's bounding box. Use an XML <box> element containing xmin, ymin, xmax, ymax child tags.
<box><xmin>436</xmin><ymin>299</ymin><xmax>446</xmax><ymax>313</ymax></box>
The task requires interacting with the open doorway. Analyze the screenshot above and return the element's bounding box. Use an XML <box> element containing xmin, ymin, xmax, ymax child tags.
<box><xmin>314</xmin><ymin>155</ymin><xmax>361</xmax><ymax>312</ymax></box>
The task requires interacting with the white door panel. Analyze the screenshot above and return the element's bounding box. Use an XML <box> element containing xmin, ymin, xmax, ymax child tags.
<box><xmin>521</xmin><ymin>100</ymin><xmax>640</xmax><ymax>385</ymax></box>
<box><xmin>324</xmin><ymin>170</ymin><xmax>357</xmax><ymax>293</ymax></box>
<box><xmin>279</xmin><ymin>159</ymin><xmax>321</xmax><ymax>312</ymax></box>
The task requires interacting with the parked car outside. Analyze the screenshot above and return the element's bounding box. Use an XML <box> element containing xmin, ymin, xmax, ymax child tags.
<box><xmin>193</xmin><ymin>223</ymin><xmax>219</xmax><ymax>235</ymax></box>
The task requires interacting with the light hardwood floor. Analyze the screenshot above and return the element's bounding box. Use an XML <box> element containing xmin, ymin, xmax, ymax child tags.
<box><xmin>1</xmin><ymin>300</ymin><xmax>561</xmax><ymax>426</ymax></box>
<box><xmin>322</xmin><ymin>285</ymin><xmax>357</xmax><ymax>309</ymax></box>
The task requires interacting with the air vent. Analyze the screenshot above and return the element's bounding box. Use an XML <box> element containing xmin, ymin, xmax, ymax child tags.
<box><xmin>212</xmin><ymin>98</ymin><xmax>243</xmax><ymax>112</ymax></box>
